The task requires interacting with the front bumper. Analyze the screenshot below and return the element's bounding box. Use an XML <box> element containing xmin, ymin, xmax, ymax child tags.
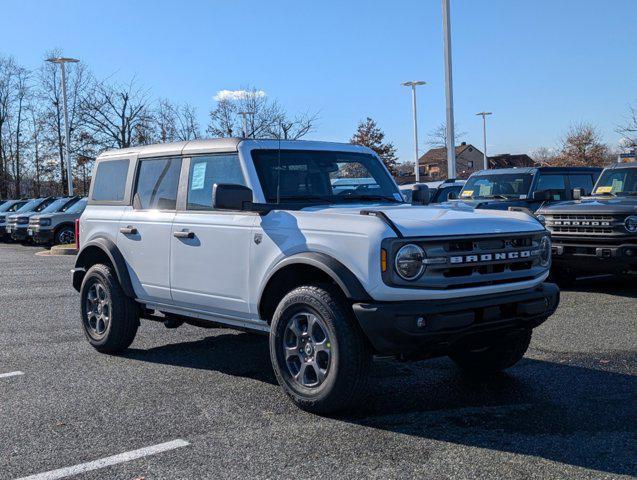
<box><xmin>551</xmin><ymin>237</ymin><xmax>637</xmax><ymax>274</ymax></box>
<box><xmin>352</xmin><ymin>282</ymin><xmax>559</xmax><ymax>356</ymax></box>
<box><xmin>9</xmin><ymin>226</ymin><xmax>29</xmax><ymax>241</ymax></box>
<box><xmin>28</xmin><ymin>226</ymin><xmax>54</xmax><ymax>244</ymax></box>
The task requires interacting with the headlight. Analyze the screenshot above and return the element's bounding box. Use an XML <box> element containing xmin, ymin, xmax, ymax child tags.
<box><xmin>539</xmin><ymin>235</ymin><xmax>551</xmax><ymax>267</ymax></box>
<box><xmin>625</xmin><ymin>215</ymin><xmax>637</xmax><ymax>233</ymax></box>
<box><xmin>17</xmin><ymin>217</ymin><xmax>29</xmax><ymax>224</ymax></box>
<box><xmin>39</xmin><ymin>218</ymin><xmax>52</xmax><ymax>226</ymax></box>
<box><xmin>536</xmin><ymin>214</ymin><xmax>546</xmax><ymax>226</ymax></box>
<box><xmin>394</xmin><ymin>244</ymin><xmax>426</xmax><ymax>280</ymax></box>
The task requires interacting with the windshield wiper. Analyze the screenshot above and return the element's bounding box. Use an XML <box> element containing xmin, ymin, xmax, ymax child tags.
<box><xmin>476</xmin><ymin>195</ymin><xmax>508</xmax><ymax>200</ymax></box>
<box><xmin>270</xmin><ymin>195</ymin><xmax>335</xmax><ymax>204</ymax></box>
<box><xmin>338</xmin><ymin>195</ymin><xmax>403</xmax><ymax>203</ymax></box>
<box><xmin>594</xmin><ymin>192</ymin><xmax>617</xmax><ymax>197</ymax></box>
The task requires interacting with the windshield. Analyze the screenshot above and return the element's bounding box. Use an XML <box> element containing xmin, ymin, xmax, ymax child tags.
<box><xmin>592</xmin><ymin>168</ymin><xmax>637</xmax><ymax>196</ymax></box>
<box><xmin>251</xmin><ymin>149</ymin><xmax>401</xmax><ymax>204</ymax></box>
<box><xmin>15</xmin><ymin>199</ymin><xmax>43</xmax><ymax>213</ymax></box>
<box><xmin>64</xmin><ymin>198</ymin><xmax>87</xmax><ymax>213</ymax></box>
<box><xmin>460</xmin><ymin>173</ymin><xmax>533</xmax><ymax>200</ymax></box>
<box><xmin>0</xmin><ymin>200</ymin><xmax>27</xmax><ymax>212</ymax></box>
<box><xmin>40</xmin><ymin>198</ymin><xmax>74</xmax><ymax>213</ymax></box>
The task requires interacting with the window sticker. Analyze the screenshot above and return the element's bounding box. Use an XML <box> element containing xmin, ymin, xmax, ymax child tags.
<box><xmin>595</xmin><ymin>185</ymin><xmax>612</xmax><ymax>194</ymax></box>
<box><xmin>478</xmin><ymin>184</ymin><xmax>493</xmax><ymax>196</ymax></box>
<box><xmin>460</xmin><ymin>190</ymin><xmax>473</xmax><ymax>198</ymax></box>
<box><xmin>191</xmin><ymin>162</ymin><xmax>207</xmax><ymax>190</ymax></box>
<box><xmin>611</xmin><ymin>179</ymin><xmax>623</xmax><ymax>192</ymax></box>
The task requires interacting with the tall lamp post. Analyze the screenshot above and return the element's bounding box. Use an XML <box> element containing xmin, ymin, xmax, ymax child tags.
<box><xmin>238</xmin><ymin>111</ymin><xmax>255</xmax><ymax>138</ymax></box>
<box><xmin>402</xmin><ymin>81</ymin><xmax>426</xmax><ymax>182</ymax></box>
<box><xmin>441</xmin><ymin>0</ymin><xmax>456</xmax><ymax>179</ymax></box>
<box><xmin>476</xmin><ymin>111</ymin><xmax>492</xmax><ymax>170</ymax></box>
<box><xmin>46</xmin><ymin>57</ymin><xmax>79</xmax><ymax>196</ymax></box>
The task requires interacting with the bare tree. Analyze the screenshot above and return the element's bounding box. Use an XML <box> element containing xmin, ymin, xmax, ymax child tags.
<box><xmin>0</xmin><ymin>55</ymin><xmax>17</xmax><ymax>197</ymax></box>
<box><xmin>81</xmin><ymin>79</ymin><xmax>154</xmax><ymax>149</ymax></box>
<box><xmin>207</xmin><ymin>87</ymin><xmax>317</xmax><ymax>140</ymax></box>
<box><xmin>175</xmin><ymin>103</ymin><xmax>201</xmax><ymax>141</ymax></box>
<box><xmin>558</xmin><ymin>122</ymin><xmax>609</xmax><ymax>167</ymax></box>
<box><xmin>10</xmin><ymin>66</ymin><xmax>30</xmax><ymax>197</ymax></box>
<box><xmin>616</xmin><ymin>103</ymin><xmax>637</xmax><ymax>146</ymax></box>
<box><xmin>427</xmin><ymin>121</ymin><xmax>466</xmax><ymax>148</ymax></box>
<box><xmin>155</xmin><ymin>99</ymin><xmax>201</xmax><ymax>142</ymax></box>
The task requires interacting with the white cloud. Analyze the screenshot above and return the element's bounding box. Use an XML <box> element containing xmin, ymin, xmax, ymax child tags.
<box><xmin>214</xmin><ymin>89</ymin><xmax>266</xmax><ymax>102</ymax></box>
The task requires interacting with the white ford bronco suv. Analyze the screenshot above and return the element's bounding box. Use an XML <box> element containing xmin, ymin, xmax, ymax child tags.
<box><xmin>72</xmin><ymin>138</ymin><xmax>559</xmax><ymax>413</ymax></box>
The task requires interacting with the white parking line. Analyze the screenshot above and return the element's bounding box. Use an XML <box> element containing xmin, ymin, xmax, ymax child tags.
<box><xmin>15</xmin><ymin>439</ymin><xmax>190</xmax><ymax>480</ymax></box>
<box><xmin>0</xmin><ymin>371</ymin><xmax>24</xmax><ymax>379</ymax></box>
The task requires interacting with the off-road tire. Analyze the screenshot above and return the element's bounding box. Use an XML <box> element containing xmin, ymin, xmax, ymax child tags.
<box><xmin>80</xmin><ymin>263</ymin><xmax>139</xmax><ymax>354</ymax></box>
<box><xmin>450</xmin><ymin>329</ymin><xmax>532</xmax><ymax>376</ymax></box>
<box><xmin>269</xmin><ymin>285</ymin><xmax>371</xmax><ymax>414</ymax></box>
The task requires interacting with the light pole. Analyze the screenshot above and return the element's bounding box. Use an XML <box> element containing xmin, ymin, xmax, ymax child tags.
<box><xmin>238</xmin><ymin>111</ymin><xmax>255</xmax><ymax>138</ymax></box>
<box><xmin>46</xmin><ymin>57</ymin><xmax>79</xmax><ymax>196</ymax></box>
<box><xmin>402</xmin><ymin>81</ymin><xmax>426</xmax><ymax>182</ymax></box>
<box><xmin>476</xmin><ymin>111</ymin><xmax>492</xmax><ymax>170</ymax></box>
<box><xmin>441</xmin><ymin>0</ymin><xmax>456</xmax><ymax>179</ymax></box>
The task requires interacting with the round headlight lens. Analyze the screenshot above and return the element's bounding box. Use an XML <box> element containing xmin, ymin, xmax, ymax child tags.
<box><xmin>394</xmin><ymin>244</ymin><xmax>425</xmax><ymax>280</ymax></box>
<box><xmin>625</xmin><ymin>215</ymin><xmax>637</xmax><ymax>233</ymax></box>
<box><xmin>536</xmin><ymin>214</ymin><xmax>546</xmax><ymax>226</ymax></box>
<box><xmin>539</xmin><ymin>235</ymin><xmax>551</xmax><ymax>267</ymax></box>
<box><xmin>39</xmin><ymin>218</ymin><xmax>52</xmax><ymax>226</ymax></box>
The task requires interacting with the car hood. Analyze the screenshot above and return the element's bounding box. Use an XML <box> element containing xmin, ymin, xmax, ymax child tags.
<box><xmin>538</xmin><ymin>196</ymin><xmax>637</xmax><ymax>215</ymax></box>
<box><xmin>300</xmin><ymin>203</ymin><xmax>544</xmax><ymax>237</ymax></box>
<box><xmin>444</xmin><ymin>198</ymin><xmax>515</xmax><ymax>210</ymax></box>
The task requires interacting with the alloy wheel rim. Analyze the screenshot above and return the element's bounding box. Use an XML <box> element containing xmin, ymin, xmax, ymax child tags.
<box><xmin>59</xmin><ymin>229</ymin><xmax>75</xmax><ymax>244</ymax></box>
<box><xmin>283</xmin><ymin>311</ymin><xmax>332</xmax><ymax>388</ymax></box>
<box><xmin>85</xmin><ymin>281</ymin><xmax>111</xmax><ymax>338</ymax></box>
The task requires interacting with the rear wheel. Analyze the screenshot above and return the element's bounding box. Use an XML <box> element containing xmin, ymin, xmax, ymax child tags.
<box><xmin>450</xmin><ymin>329</ymin><xmax>532</xmax><ymax>376</ymax></box>
<box><xmin>269</xmin><ymin>285</ymin><xmax>371</xmax><ymax>414</ymax></box>
<box><xmin>80</xmin><ymin>264</ymin><xmax>139</xmax><ymax>353</ymax></box>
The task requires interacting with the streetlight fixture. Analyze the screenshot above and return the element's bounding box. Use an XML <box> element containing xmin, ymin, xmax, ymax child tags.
<box><xmin>46</xmin><ymin>57</ymin><xmax>79</xmax><ymax>196</ymax></box>
<box><xmin>476</xmin><ymin>111</ymin><xmax>493</xmax><ymax>170</ymax></box>
<box><xmin>402</xmin><ymin>81</ymin><xmax>426</xmax><ymax>182</ymax></box>
<box><xmin>441</xmin><ymin>0</ymin><xmax>456</xmax><ymax>179</ymax></box>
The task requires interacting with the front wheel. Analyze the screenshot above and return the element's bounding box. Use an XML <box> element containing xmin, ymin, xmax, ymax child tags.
<box><xmin>80</xmin><ymin>264</ymin><xmax>139</xmax><ymax>353</ymax></box>
<box><xmin>55</xmin><ymin>225</ymin><xmax>75</xmax><ymax>245</ymax></box>
<box><xmin>450</xmin><ymin>329</ymin><xmax>532</xmax><ymax>376</ymax></box>
<box><xmin>269</xmin><ymin>285</ymin><xmax>371</xmax><ymax>414</ymax></box>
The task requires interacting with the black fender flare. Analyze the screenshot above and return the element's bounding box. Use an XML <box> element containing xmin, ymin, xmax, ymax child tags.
<box><xmin>261</xmin><ymin>252</ymin><xmax>371</xmax><ymax>303</ymax></box>
<box><xmin>73</xmin><ymin>237</ymin><xmax>135</xmax><ymax>297</ymax></box>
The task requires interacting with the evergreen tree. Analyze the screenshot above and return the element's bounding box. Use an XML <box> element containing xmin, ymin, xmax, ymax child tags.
<box><xmin>350</xmin><ymin>117</ymin><xmax>398</xmax><ymax>174</ymax></box>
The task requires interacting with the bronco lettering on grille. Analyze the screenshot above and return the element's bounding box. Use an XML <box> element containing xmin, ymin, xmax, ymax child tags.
<box><xmin>450</xmin><ymin>250</ymin><xmax>532</xmax><ymax>264</ymax></box>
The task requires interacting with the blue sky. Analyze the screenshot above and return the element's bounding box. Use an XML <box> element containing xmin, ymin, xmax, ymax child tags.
<box><xmin>2</xmin><ymin>0</ymin><xmax>635</xmax><ymax>162</ymax></box>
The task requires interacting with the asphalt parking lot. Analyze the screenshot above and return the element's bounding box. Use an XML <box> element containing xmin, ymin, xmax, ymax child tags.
<box><xmin>0</xmin><ymin>243</ymin><xmax>635</xmax><ymax>480</ymax></box>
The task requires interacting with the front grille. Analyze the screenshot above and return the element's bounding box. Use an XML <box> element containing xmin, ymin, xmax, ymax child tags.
<box><xmin>545</xmin><ymin>214</ymin><xmax>625</xmax><ymax>236</ymax></box>
<box><xmin>384</xmin><ymin>232</ymin><xmax>547</xmax><ymax>290</ymax></box>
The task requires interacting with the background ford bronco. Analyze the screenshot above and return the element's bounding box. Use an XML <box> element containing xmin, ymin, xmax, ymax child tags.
<box><xmin>538</xmin><ymin>162</ymin><xmax>637</xmax><ymax>284</ymax></box>
<box><xmin>72</xmin><ymin>138</ymin><xmax>559</xmax><ymax>413</ymax></box>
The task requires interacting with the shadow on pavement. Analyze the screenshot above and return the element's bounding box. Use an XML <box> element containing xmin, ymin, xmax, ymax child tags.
<box><xmin>126</xmin><ymin>333</ymin><xmax>636</xmax><ymax>477</ymax></box>
<box><xmin>562</xmin><ymin>274</ymin><xmax>637</xmax><ymax>298</ymax></box>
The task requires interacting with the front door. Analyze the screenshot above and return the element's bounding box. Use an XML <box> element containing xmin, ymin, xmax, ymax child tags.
<box><xmin>117</xmin><ymin>156</ymin><xmax>182</xmax><ymax>302</ymax></box>
<box><xmin>170</xmin><ymin>154</ymin><xmax>256</xmax><ymax>319</ymax></box>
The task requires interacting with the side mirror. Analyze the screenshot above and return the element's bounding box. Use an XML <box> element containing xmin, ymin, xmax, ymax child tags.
<box><xmin>213</xmin><ymin>184</ymin><xmax>253</xmax><ymax>210</ymax></box>
<box><xmin>447</xmin><ymin>191</ymin><xmax>458</xmax><ymax>200</ymax></box>
<box><xmin>532</xmin><ymin>190</ymin><xmax>550</xmax><ymax>201</ymax></box>
<box><xmin>411</xmin><ymin>184</ymin><xmax>430</xmax><ymax>205</ymax></box>
<box><xmin>572</xmin><ymin>188</ymin><xmax>583</xmax><ymax>200</ymax></box>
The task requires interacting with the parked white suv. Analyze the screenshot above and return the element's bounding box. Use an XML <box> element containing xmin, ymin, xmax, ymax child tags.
<box><xmin>73</xmin><ymin>138</ymin><xmax>559</xmax><ymax>413</ymax></box>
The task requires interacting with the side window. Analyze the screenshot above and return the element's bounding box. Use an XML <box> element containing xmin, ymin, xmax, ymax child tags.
<box><xmin>92</xmin><ymin>159</ymin><xmax>130</xmax><ymax>202</ymax></box>
<box><xmin>535</xmin><ymin>174</ymin><xmax>567</xmax><ymax>200</ymax></box>
<box><xmin>134</xmin><ymin>157</ymin><xmax>182</xmax><ymax>210</ymax></box>
<box><xmin>187</xmin><ymin>154</ymin><xmax>245</xmax><ymax>210</ymax></box>
<box><xmin>569</xmin><ymin>174</ymin><xmax>594</xmax><ymax>195</ymax></box>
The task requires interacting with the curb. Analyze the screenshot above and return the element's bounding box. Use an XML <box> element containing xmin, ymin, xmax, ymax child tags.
<box><xmin>36</xmin><ymin>245</ymin><xmax>78</xmax><ymax>257</ymax></box>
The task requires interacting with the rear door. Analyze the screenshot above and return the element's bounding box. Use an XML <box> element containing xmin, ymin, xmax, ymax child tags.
<box><xmin>117</xmin><ymin>156</ymin><xmax>182</xmax><ymax>302</ymax></box>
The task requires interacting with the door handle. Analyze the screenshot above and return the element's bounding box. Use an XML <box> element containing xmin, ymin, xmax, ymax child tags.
<box><xmin>120</xmin><ymin>226</ymin><xmax>138</xmax><ymax>235</ymax></box>
<box><xmin>173</xmin><ymin>230</ymin><xmax>195</xmax><ymax>239</ymax></box>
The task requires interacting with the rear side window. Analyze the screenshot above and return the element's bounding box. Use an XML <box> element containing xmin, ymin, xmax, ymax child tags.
<box><xmin>569</xmin><ymin>174</ymin><xmax>594</xmax><ymax>195</ymax></box>
<box><xmin>92</xmin><ymin>159</ymin><xmax>130</xmax><ymax>202</ymax></box>
<box><xmin>535</xmin><ymin>174</ymin><xmax>567</xmax><ymax>200</ymax></box>
<box><xmin>187</xmin><ymin>154</ymin><xmax>245</xmax><ymax>210</ymax></box>
<box><xmin>134</xmin><ymin>157</ymin><xmax>182</xmax><ymax>210</ymax></box>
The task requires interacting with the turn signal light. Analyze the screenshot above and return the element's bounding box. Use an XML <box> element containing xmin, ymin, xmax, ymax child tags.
<box><xmin>381</xmin><ymin>249</ymin><xmax>387</xmax><ymax>272</ymax></box>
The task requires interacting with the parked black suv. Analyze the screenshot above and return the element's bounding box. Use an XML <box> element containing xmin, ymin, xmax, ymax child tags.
<box><xmin>537</xmin><ymin>163</ymin><xmax>637</xmax><ymax>283</ymax></box>
<box><xmin>453</xmin><ymin>166</ymin><xmax>602</xmax><ymax>213</ymax></box>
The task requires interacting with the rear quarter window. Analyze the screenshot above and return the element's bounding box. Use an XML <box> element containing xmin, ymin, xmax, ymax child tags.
<box><xmin>91</xmin><ymin>159</ymin><xmax>130</xmax><ymax>202</ymax></box>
